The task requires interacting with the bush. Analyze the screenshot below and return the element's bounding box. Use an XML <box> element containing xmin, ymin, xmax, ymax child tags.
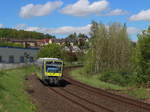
<box><xmin>100</xmin><ymin>72</ymin><xmax>138</xmax><ymax>86</ymax></box>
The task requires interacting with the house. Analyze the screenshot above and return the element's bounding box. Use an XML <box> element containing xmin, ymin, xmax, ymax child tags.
<box><xmin>4</xmin><ymin>38</ymin><xmax>40</xmax><ymax>48</ymax></box>
<box><xmin>39</xmin><ymin>38</ymin><xmax>52</xmax><ymax>46</ymax></box>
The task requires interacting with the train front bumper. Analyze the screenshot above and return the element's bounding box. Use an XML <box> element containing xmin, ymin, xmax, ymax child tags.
<box><xmin>45</xmin><ymin>72</ymin><xmax>62</xmax><ymax>77</ymax></box>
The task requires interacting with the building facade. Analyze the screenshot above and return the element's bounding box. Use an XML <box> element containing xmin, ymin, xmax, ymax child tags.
<box><xmin>0</xmin><ymin>47</ymin><xmax>39</xmax><ymax>63</ymax></box>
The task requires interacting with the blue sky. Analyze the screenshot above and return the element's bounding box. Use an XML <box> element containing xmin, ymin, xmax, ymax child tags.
<box><xmin>0</xmin><ymin>0</ymin><xmax>150</xmax><ymax>40</ymax></box>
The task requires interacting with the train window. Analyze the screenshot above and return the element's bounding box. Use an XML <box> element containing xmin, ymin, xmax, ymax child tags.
<box><xmin>46</xmin><ymin>66</ymin><xmax>61</xmax><ymax>73</ymax></box>
<box><xmin>20</xmin><ymin>56</ymin><xmax>24</xmax><ymax>63</ymax></box>
<box><xmin>9</xmin><ymin>56</ymin><xmax>14</xmax><ymax>63</ymax></box>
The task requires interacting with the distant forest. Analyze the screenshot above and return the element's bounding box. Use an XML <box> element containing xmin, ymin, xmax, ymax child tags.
<box><xmin>0</xmin><ymin>28</ymin><xmax>55</xmax><ymax>39</ymax></box>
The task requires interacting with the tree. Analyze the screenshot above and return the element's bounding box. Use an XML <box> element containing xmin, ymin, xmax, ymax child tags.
<box><xmin>84</xmin><ymin>21</ymin><xmax>133</xmax><ymax>74</ymax></box>
<box><xmin>134</xmin><ymin>27</ymin><xmax>150</xmax><ymax>84</ymax></box>
<box><xmin>63</xmin><ymin>51</ymin><xmax>78</xmax><ymax>62</ymax></box>
<box><xmin>67</xmin><ymin>33</ymin><xmax>77</xmax><ymax>39</ymax></box>
<box><xmin>78</xmin><ymin>33</ymin><xmax>88</xmax><ymax>38</ymax></box>
<box><xmin>38</xmin><ymin>44</ymin><xmax>63</xmax><ymax>58</ymax></box>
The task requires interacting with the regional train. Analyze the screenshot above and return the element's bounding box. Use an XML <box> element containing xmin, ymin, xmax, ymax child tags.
<box><xmin>34</xmin><ymin>58</ymin><xmax>63</xmax><ymax>85</ymax></box>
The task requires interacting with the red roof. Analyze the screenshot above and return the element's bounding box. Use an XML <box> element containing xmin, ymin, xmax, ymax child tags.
<box><xmin>39</xmin><ymin>38</ymin><xmax>51</xmax><ymax>43</ymax></box>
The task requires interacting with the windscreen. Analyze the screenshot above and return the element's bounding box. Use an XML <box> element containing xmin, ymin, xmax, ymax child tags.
<box><xmin>46</xmin><ymin>61</ymin><xmax>62</xmax><ymax>73</ymax></box>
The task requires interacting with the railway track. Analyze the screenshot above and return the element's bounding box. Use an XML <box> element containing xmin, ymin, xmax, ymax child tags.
<box><xmin>36</xmin><ymin>66</ymin><xmax>150</xmax><ymax>112</ymax></box>
<box><xmin>48</xmin><ymin>86</ymin><xmax>114</xmax><ymax>112</ymax></box>
<box><xmin>48</xmin><ymin>87</ymin><xmax>97</xmax><ymax>112</ymax></box>
<box><xmin>63</xmin><ymin>75</ymin><xmax>150</xmax><ymax>112</ymax></box>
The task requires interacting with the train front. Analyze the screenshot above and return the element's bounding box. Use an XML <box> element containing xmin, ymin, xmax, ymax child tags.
<box><xmin>44</xmin><ymin>60</ymin><xmax>63</xmax><ymax>84</ymax></box>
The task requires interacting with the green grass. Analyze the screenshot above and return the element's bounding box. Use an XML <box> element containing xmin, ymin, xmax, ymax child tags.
<box><xmin>70</xmin><ymin>68</ymin><xmax>125</xmax><ymax>90</ymax></box>
<box><xmin>70</xmin><ymin>68</ymin><xmax>150</xmax><ymax>99</ymax></box>
<box><xmin>123</xmin><ymin>88</ymin><xmax>150</xmax><ymax>99</ymax></box>
<box><xmin>0</xmin><ymin>66</ymin><xmax>36</xmax><ymax>112</ymax></box>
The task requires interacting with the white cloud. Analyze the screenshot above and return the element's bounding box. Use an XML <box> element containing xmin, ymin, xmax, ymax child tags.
<box><xmin>25</xmin><ymin>24</ymin><xmax>91</xmax><ymax>35</ymax></box>
<box><xmin>60</xmin><ymin>0</ymin><xmax>109</xmax><ymax>16</ymax></box>
<box><xmin>15</xmin><ymin>24</ymin><xmax>27</xmax><ymax>30</ymax></box>
<box><xmin>106</xmin><ymin>9</ymin><xmax>128</xmax><ymax>16</ymax></box>
<box><xmin>0</xmin><ymin>24</ymin><xmax>4</xmax><ymax>28</ymax></box>
<box><xmin>129</xmin><ymin>9</ymin><xmax>150</xmax><ymax>21</ymax></box>
<box><xmin>14</xmin><ymin>23</ymin><xmax>140</xmax><ymax>37</ymax></box>
<box><xmin>127</xmin><ymin>27</ymin><xmax>141</xmax><ymax>35</ymax></box>
<box><xmin>20</xmin><ymin>1</ymin><xmax>63</xmax><ymax>18</ymax></box>
<box><xmin>26</xmin><ymin>27</ymin><xmax>42</xmax><ymax>32</ymax></box>
<box><xmin>48</xmin><ymin>25</ymin><xmax>91</xmax><ymax>35</ymax></box>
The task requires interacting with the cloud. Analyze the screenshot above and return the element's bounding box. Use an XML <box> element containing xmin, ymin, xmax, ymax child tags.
<box><xmin>49</xmin><ymin>25</ymin><xmax>91</xmax><ymax>35</ymax></box>
<box><xmin>60</xmin><ymin>0</ymin><xmax>109</xmax><ymax>16</ymax></box>
<box><xmin>20</xmin><ymin>1</ymin><xmax>63</xmax><ymax>18</ymax></box>
<box><xmin>15</xmin><ymin>24</ymin><xmax>27</xmax><ymax>30</ymax></box>
<box><xmin>25</xmin><ymin>24</ymin><xmax>91</xmax><ymax>35</ymax></box>
<box><xmin>15</xmin><ymin>24</ymin><xmax>91</xmax><ymax>35</ymax></box>
<box><xmin>127</xmin><ymin>27</ymin><xmax>141</xmax><ymax>35</ymax></box>
<box><xmin>106</xmin><ymin>9</ymin><xmax>128</xmax><ymax>16</ymax></box>
<box><xmin>129</xmin><ymin>9</ymin><xmax>150</xmax><ymax>21</ymax></box>
<box><xmin>15</xmin><ymin>23</ymin><xmax>140</xmax><ymax>37</ymax></box>
<box><xmin>26</xmin><ymin>27</ymin><xmax>42</xmax><ymax>32</ymax></box>
<box><xmin>0</xmin><ymin>24</ymin><xmax>4</xmax><ymax>28</ymax></box>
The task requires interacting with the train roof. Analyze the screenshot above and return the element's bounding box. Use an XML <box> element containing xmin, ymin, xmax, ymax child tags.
<box><xmin>38</xmin><ymin>58</ymin><xmax>62</xmax><ymax>61</ymax></box>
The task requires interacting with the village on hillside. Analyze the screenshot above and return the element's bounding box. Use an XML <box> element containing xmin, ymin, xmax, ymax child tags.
<box><xmin>0</xmin><ymin>31</ymin><xmax>89</xmax><ymax>63</ymax></box>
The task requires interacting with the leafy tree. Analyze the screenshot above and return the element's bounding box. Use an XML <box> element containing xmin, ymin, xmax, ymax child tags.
<box><xmin>63</xmin><ymin>51</ymin><xmax>77</xmax><ymax>62</ymax></box>
<box><xmin>84</xmin><ymin>21</ymin><xmax>133</xmax><ymax>74</ymax></box>
<box><xmin>134</xmin><ymin>27</ymin><xmax>150</xmax><ymax>84</ymax></box>
<box><xmin>67</xmin><ymin>33</ymin><xmax>77</xmax><ymax>39</ymax></box>
<box><xmin>38</xmin><ymin>44</ymin><xmax>63</xmax><ymax>58</ymax></box>
<box><xmin>78</xmin><ymin>33</ymin><xmax>88</xmax><ymax>38</ymax></box>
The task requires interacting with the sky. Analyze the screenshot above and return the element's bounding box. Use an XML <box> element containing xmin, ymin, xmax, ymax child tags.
<box><xmin>0</xmin><ymin>0</ymin><xmax>150</xmax><ymax>41</ymax></box>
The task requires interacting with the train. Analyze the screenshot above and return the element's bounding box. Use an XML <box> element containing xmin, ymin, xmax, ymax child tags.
<box><xmin>34</xmin><ymin>58</ymin><xmax>63</xmax><ymax>85</ymax></box>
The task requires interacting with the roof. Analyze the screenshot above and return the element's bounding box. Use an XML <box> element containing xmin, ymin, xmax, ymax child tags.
<box><xmin>38</xmin><ymin>58</ymin><xmax>62</xmax><ymax>61</ymax></box>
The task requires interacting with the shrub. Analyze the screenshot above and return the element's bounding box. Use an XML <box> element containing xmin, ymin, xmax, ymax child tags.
<box><xmin>100</xmin><ymin>72</ymin><xmax>138</xmax><ymax>86</ymax></box>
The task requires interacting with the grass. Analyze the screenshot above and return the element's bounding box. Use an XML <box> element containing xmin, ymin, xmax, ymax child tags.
<box><xmin>123</xmin><ymin>88</ymin><xmax>150</xmax><ymax>99</ymax></box>
<box><xmin>70</xmin><ymin>68</ymin><xmax>150</xmax><ymax>99</ymax></box>
<box><xmin>70</xmin><ymin>68</ymin><xmax>125</xmax><ymax>90</ymax></box>
<box><xmin>0</xmin><ymin>66</ymin><xmax>37</xmax><ymax>112</ymax></box>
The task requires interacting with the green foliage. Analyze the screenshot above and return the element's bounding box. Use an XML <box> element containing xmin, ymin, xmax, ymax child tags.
<box><xmin>67</xmin><ymin>33</ymin><xmax>77</xmax><ymax>39</ymax></box>
<box><xmin>38</xmin><ymin>44</ymin><xmax>63</xmax><ymax>58</ymax></box>
<box><xmin>100</xmin><ymin>72</ymin><xmax>138</xmax><ymax>86</ymax></box>
<box><xmin>70</xmin><ymin>68</ymin><xmax>125</xmax><ymax>90</ymax></box>
<box><xmin>63</xmin><ymin>51</ymin><xmax>78</xmax><ymax>62</ymax></box>
<box><xmin>133</xmin><ymin>27</ymin><xmax>150</xmax><ymax>84</ymax></box>
<box><xmin>124</xmin><ymin>88</ymin><xmax>150</xmax><ymax>99</ymax></box>
<box><xmin>0</xmin><ymin>28</ymin><xmax>55</xmax><ymax>39</ymax></box>
<box><xmin>84</xmin><ymin>21</ymin><xmax>133</xmax><ymax>74</ymax></box>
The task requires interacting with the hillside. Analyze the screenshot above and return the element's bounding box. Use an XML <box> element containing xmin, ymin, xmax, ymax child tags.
<box><xmin>0</xmin><ymin>28</ymin><xmax>55</xmax><ymax>39</ymax></box>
